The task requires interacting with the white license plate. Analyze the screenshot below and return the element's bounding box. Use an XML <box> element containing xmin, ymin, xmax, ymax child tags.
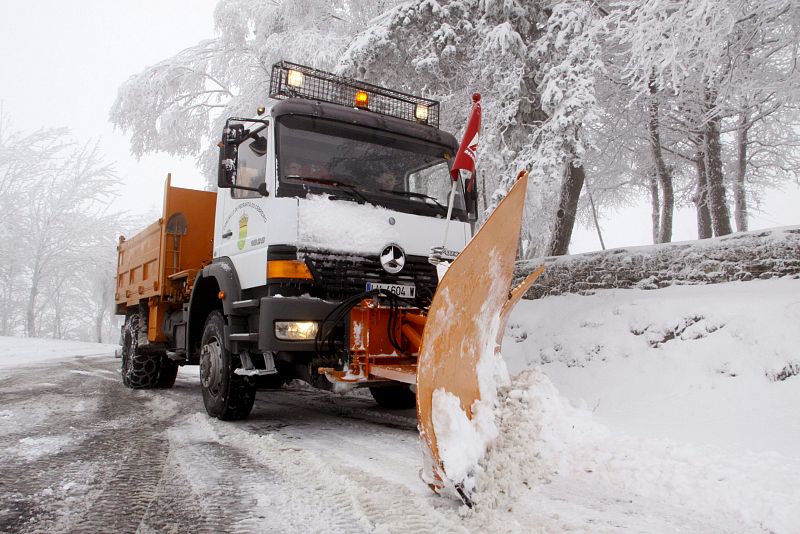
<box><xmin>366</xmin><ymin>282</ymin><xmax>416</xmax><ymax>298</ymax></box>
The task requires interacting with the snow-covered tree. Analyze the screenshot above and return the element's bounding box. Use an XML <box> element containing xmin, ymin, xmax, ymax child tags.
<box><xmin>0</xmin><ymin>117</ymin><xmax>68</xmax><ymax>335</ymax></box>
<box><xmin>340</xmin><ymin>0</ymin><xmax>603</xmax><ymax>256</ymax></box>
<box><xmin>110</xmin><ymin>0</ymin><xmax>400</xmax><ymax>179</ymax></box>
<box><xmin>604</xmin><ymin>0</ymin><xmax>800</xmax><ymax>238</ymax></box>
<box><xmin>529</xmin><ymin>1</ymin><xmax>603</xmax><ymax>255</ymax></box>
<box><xmin>22</xmin><ymin>140</ymin><xmax>119</xmax><ymax>338</ymax></box>
<box><xmin>0</xmin><ymin>115</ymin><xmax>120</xmax><ymax>340</ymax></box>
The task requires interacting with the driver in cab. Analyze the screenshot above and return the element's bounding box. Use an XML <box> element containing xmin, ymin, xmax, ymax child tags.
<box><xmin>375</xmin><ymin>170</ymin><xmax>403</xmax><ymax>192</ymax></box>
<box><xmin>285</xmin><ymin>160</ymin><xmax>332</xmax><ymax>180</ymax></box>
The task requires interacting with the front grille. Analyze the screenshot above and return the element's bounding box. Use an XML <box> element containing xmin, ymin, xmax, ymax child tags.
<box><xmin>299</xmin><ymin>249</ymin><xmax>437</xmax><ymax>308</ymax></box>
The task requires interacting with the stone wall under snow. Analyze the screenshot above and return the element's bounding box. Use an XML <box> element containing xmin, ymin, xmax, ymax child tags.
<box><xmin>516</xmin><ymin>226</ymin><xmax>800</xmax><ymax>300</ymax></box>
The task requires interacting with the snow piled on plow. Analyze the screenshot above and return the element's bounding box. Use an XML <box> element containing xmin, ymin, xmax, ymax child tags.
<box><xmin>427</xmin><ymin>252</ymin><xmax>510</xmax><ymax>496</ymax></box>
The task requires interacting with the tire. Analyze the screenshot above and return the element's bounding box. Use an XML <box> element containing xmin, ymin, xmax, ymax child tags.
<box><xmin>199</xmin><ymin>311</ymin><xmax>256</xmax><ymax>420</ymax></box>
<box><xmin>257</xmin><ymin>373</ymin><xmax>286</xmax><ymax>390</ymax></box>
<box><xmin>156</xmin><ymin>357</ymin><xmax>179</xmax><ymax>388</ymax></box>
<box><xmin>121</xmin><ymin>313</ymin><xmax>160</xmax><ymax>389</ymax></box>
<box><xmin>369</xmin><ymin>384</ymin><xmax>416</xmax><ymax>409</ymax></box>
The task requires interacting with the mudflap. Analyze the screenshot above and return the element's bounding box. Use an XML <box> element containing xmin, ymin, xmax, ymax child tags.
<box><xmin>415</xmin><ymin>171</ymin><xmax>544</xmax><ymax>505</ymax></box>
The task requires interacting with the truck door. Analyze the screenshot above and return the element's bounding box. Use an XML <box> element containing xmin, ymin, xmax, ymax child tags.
<box><xmin>216</xmin><ymin>130</ymin><xmax>270</xmax><ymax>289</ymax></box>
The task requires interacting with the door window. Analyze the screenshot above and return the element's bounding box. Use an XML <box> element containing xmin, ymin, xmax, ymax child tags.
<box><xmin>233</xmin><ymin>133</ymin><xmax>267</xmax><ymax>199</ymax></box>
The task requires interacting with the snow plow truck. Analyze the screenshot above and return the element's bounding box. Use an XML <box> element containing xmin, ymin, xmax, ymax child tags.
<box><xmin>115</xmin><ymin>61</ymin><xmax>542</xmax><ymax>502</ymax></box>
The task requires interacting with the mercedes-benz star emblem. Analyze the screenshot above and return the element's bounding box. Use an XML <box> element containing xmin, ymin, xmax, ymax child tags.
<box><xmin>379</xmin><ymin>244</ymin><xmax>405</xmax><ymax>274</ymax></box>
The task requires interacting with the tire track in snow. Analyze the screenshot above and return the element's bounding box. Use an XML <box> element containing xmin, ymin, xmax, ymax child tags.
<box><xmin>1</xmin><ymin>359</ymin><xmax>207</xmax><ymax>533</ymax></box>
<box><xmin>2</xmin><ymin>355</ymin><xmax>474</xmax><ymax>533</ymax></box>
<box><xmin>195</xmin><ymin>415</ymin><xmax>470</xmax><ymax>534</ymax></box>
<box><xmin>167</xmin><ymin>418</ymin><xmax>359</xmax><ymax>533</ymax></box>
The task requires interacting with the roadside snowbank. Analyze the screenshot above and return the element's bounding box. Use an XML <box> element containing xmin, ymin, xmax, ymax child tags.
<box><xmin>465</xmin><ymin>277</ymin><xmax>800</xmax><ymax>532</ymax></box>
<box><xmin>0</xmin><ymin>336</ymin><xmax>116</xmax><ymax>373</ymax></box>
<box><xmin>503</xmin><ymin>277</ymin><xmax>800</xmax><ymax>455</ymax></box>
<box><xmin>474</xmin><ymin>368</ymin><xmax>800</xmax><ymax>533</ymax></box>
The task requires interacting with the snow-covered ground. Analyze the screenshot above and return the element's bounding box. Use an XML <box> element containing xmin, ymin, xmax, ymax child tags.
<box><xmin>504</xmin><ymin>278</ymin><xmax>800</xmax><ymax>456</ymax></box>
<box><xmin>0</xmin><ymin>337</ymin><xmax>117</xmax><ymax>372</ymax></box>
<box><xmin>476</xmin><ymin>277</ymin><xmax>800</xmax><ymax>531</ymax></box>
<box><xmin>1</xmin><ymin>277</ymin><xmax>798</xmax><ymax>532</ymax></box>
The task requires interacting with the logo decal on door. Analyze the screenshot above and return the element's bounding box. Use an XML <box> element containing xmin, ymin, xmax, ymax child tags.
<box><xmin>237</xmin><ymin>213</ymin><xmax>249</xmax><ymax>250</ymax></box>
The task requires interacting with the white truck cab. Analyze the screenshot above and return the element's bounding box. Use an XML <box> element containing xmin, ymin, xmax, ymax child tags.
<box><xmin>215</xmin><ymin>98</ymin><xmax>474</xmax><ymax>291</ymax></box>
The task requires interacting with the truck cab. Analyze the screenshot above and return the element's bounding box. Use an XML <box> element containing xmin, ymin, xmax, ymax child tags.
<box><xmin>118</xmin><ymin>61</ymin><xmax>477</xmax><ymax>420</ymax></box>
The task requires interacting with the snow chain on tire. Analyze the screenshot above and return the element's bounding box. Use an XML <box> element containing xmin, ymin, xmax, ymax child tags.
<box><xmin>121</xmin><ymin>312</ymin><xmax>177</xmax><ymax>389</ymax></box>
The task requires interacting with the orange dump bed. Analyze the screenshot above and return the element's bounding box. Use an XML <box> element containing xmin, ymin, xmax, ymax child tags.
<box><xmin>115</xmin><ymin>175</ymin><xmax>216</xmax><ymax>314</ymax></box>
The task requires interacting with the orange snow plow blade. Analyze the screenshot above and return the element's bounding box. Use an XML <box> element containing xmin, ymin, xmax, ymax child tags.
<box><xmin>416</xmin><ymin>171</ymin><xmax>543</xmax><ymax>501</ymax></box>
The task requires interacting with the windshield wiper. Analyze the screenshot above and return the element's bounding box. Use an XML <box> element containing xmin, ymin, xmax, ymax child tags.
<box><xmin>288</xmin><ymin>175</ymin><xmax>369</xmax><ymax>204</ymax></box>
<box><xmin>379</xmin><ymin>189</ymin><xmax>449</xmax><ymax>215</ymax></box>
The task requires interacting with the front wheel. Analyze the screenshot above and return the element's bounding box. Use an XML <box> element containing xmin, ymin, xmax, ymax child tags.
<box><xmin>369</xmin><ymin>384</ymin><xmax>416</xmax><ymax>409</ymax></box>
<box><xmin>199</xmin><ymin>311</ymin><xmax>256</xmax><ymax>420</ymax></box>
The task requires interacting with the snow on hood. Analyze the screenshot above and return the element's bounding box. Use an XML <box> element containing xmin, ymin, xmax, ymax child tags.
<box><xmin>296</xmin><ymin>193</ymin><xmax>468</xmax><ymax>256</ymax></box>
<box><xmin>298</xmin><ymin>194</ymin><xmax>401</xmax><ymax>254</ymax></box>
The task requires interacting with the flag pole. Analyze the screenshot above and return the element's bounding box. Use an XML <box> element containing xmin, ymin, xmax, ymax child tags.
<box><xmin>440</xmin><ymin>178</ymin><xmax>459</xmax><ymax>245</ymax></box>
<box><xmin>430</xmin><ymin>93</ymin><xmax>481</xmax><ymax>271</ymax></box>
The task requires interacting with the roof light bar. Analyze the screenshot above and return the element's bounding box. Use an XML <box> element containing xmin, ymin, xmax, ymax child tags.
<box><xmin>269</xmin><ymin>61</ymin><xmax>440</xmax><ymax>128</ymax></box>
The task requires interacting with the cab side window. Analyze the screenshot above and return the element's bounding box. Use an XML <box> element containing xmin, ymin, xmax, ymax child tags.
<box><xmin>233</xmin><ymin>133</ymin><xmax>267</xmax><ymax>199</ymax></box>
<box><xmin>408</xmin><ymin>161</ymin><xmax>466</xmax><ymax>211</ymax></box>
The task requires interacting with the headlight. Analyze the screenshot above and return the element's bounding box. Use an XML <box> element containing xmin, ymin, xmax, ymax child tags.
<box><xmin>287</xmin><ymin>69</ymin><xmax>304</xmax><ymax>88</ymax></box>
<box><xmin>415</xmin><ymin>104</ymin><xmax>429</xmax><ymax>123</ymax></box>
<box><xmin>275</xmin><ymin>321</ymin><xmax>319</xmax><ymax>341</ymax></box>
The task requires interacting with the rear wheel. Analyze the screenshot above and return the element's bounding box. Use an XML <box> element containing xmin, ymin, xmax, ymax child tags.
<box><xmin>257</xmin><ymin>373</ymin><xmax>286</xmax><ymax>390</ymax></box>
<box><xmin>369</xmin><ymin>384</ymin><xmax>416</xmax><ymax>409</ymax></box>
<box><xmin>121</xmin><ymin>313</ymin><xmax>160</xmax><ymax>389</ymax></box>
<box><xmin>199</xmin><ymin>311</ymin><xmax>256</xmax><ymax>420</ymax></box>
<box><xmin>156</xmin><ymin>357</ymin><xmax>179</xmax><ymax>388</ymax></box>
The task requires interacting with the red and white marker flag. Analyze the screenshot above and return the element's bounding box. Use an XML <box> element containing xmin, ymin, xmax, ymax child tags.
<box><xmin>450</xmin><ymin>93</ymin><xmax>481</xmax><ymax>192</ymax></box>
<box><xmin>432</xmin><ymin>93</ymin><xmax>483</xmax><ymax>273</ymax></box>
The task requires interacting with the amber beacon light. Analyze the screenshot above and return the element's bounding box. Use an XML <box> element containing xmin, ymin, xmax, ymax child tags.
<box><xmin>354</xmin><ymin>90</ymin><xmax>369</xmax><ymax>109</ymax></box>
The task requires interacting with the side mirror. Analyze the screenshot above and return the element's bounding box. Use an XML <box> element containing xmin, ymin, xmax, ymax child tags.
<box><xmin>218</xmin><ymin>123</ymin><xmax>245</xmax><ymax>188</ymax></box>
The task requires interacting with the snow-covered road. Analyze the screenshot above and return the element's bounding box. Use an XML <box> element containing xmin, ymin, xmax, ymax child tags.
<box><xmin>3</xmin><ymin>347</ymin><xmax>792</xmax><ymax>533</ymax></box>
<box><xmin>0</xmin><ymin>354</ymin><xmax>455</xmax><ymax>533</ymax></box>
<box><xmin>4</xmin><ymin>274</ymin><xmax>800</xmax><ymax>534</ymax></box>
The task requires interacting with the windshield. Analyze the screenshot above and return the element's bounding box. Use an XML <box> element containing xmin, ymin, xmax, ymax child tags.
<box><xmin>275</xmin><ymin>115</ymin><xmax>468</xmax><ymax>221</ymax></box>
